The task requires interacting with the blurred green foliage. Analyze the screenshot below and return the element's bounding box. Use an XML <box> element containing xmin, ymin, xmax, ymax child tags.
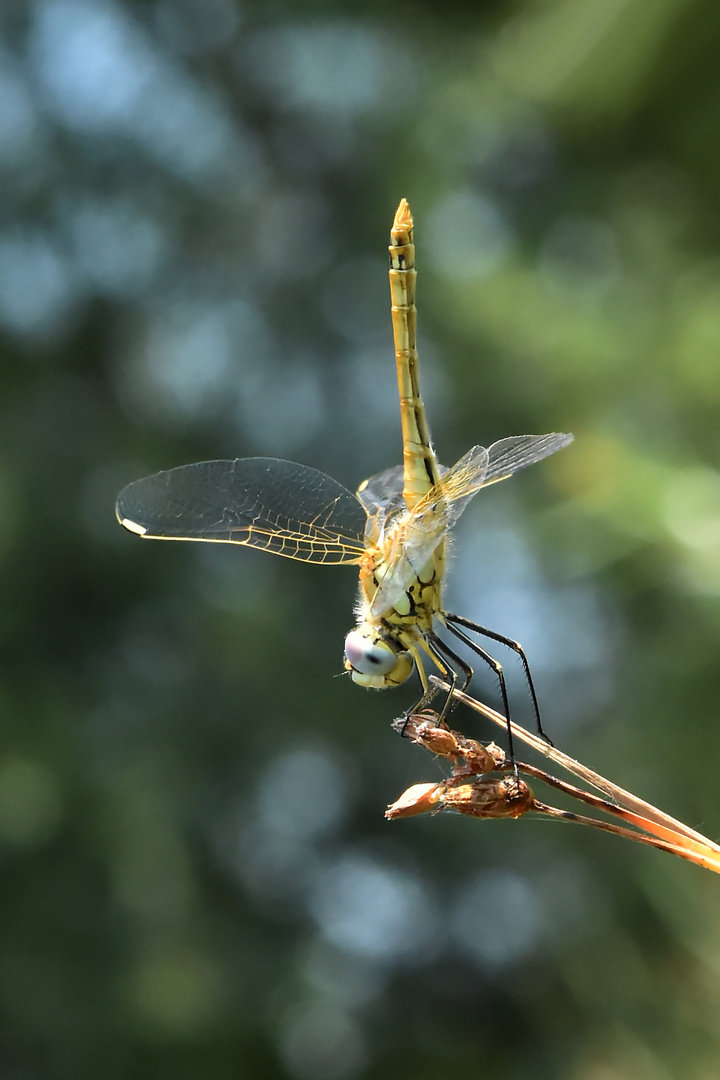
<box><xmin>2</xmin><ymin>0</ymin><xmax>720</xmax><ymax>1077</ymax></box>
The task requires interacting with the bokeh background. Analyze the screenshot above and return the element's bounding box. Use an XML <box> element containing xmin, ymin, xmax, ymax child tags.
<box><xmin>3</xmin><ymin>1</ymin><xmax>720</xmax><ymax>1076</ymax></box>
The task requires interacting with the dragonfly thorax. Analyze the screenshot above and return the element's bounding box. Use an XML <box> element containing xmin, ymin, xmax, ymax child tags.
<box><xmin>344</xmin><ymin>628</ymin><xmax>414</xmax><ymax>689</ymax></box>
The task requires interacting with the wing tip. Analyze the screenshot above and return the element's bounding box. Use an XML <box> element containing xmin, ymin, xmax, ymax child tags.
<box><xmin>119</xmin><ymin>516</ymin><xmax>148</xmax><ymax>536</ymax></box>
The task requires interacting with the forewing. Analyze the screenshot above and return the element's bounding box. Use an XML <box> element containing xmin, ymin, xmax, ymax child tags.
<box><xmin>405</xmin><ymin>444</ymin><xmax>491</xmax><ymax>539</ymax></box>
<box><xmin>357</xmin><ymin>462</ymin><xmax>449</xmax><ymax>544</ymax></box>
<box><xmin>116</xmin><ymin>458</ymin><xmax>368</xmax><ymax>565</ymax></box>
<box><xmin>368</xmin><ymin>432</ymin><xmax>573</xmax><ymax>615</ymax></box>
<box><xmin>369</xmin><ymin>446</ymin><xmax>489</xmax><ymax>617</ymax></box>
<box><xmin>409</xmin><ymin>432</ymin><xmax>574</xmax><ymax>535</ymax></box>
<box><xmin>356</xmin><ymin>464</ymin><xmax>405</xmax><ymax>518</ymax></box>
<box><xmin>483</xmin><ymin>432</ymin><xmax>574</xmax><ymax>485</ymax></box>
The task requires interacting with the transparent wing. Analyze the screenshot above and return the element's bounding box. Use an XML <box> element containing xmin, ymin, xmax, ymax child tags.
<box><xmin>116</xmin><ymin>458</ymin><xmax>368</xmax><ymax>565</ymax></box>
<box><xmin>356</xmin><ymin>465</ymin><xmax>405</xmax><ymax>521</ymax></box>
<box><xmin>483</xmin><ymin>432</ymin><xmax>574</xmax><ymax>486</ymax></box>
<box><xmin>407</xmin><ymin>432</ymin><xmax>574</xmax><ymax>537</ymax></box>
<box><xmin>370</xmin><ymin>432</ymin><xmax>573</xmax><ymax>615</ymax></box>
<box><xmin>369</xmin><ymin>445</ymin><xmax>488</xmax><ymax>616</ymax></box>
<box><xmin>356</xmin><ymin>462</ymin><xmax>448</xmax><ymax>544</ymax></box>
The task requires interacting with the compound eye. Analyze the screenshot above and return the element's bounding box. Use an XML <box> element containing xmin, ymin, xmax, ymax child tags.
<box><xmin>344</xmin><ymin>631</ymin><xmax>398</xmax><ymax>676</ymax></box>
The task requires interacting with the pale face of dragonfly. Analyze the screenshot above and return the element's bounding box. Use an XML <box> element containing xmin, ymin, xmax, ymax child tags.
<box><xmin>115</xmin><ymin>432</ymin><xmax>573</xmax><ymax>692</ymax></box>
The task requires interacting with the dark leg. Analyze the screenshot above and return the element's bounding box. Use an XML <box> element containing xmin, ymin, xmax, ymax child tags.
<box><xmin>396</xmin><ymin>638</ymin><xmax>452</xmax><ymax>736</ymax></box>
<box><xmin>426</xmin><ymin>632</ymin><xmax>472</xmax><ymax>725</ymax></box>
<box><xmin>445</xmin><ymin>612</ymin><xmax>552</xmax><ymax>745</ymax></box>
<box><xmin>442</xmin><ymin>619</ymin><xmax>517</xmax><ymax>766</ymax></box>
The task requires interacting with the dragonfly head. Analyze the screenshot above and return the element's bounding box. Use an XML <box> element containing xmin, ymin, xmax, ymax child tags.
<box><xmin>344</xmin><ymin>629</ymin><xmax>413</xmax><ymax>688</ymax></box>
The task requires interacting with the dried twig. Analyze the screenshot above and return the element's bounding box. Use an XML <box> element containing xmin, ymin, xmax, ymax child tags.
<box><xmin>386</xmin><ymin>697</ymin><xmax>720</xmax><ymax>874</ymax></box>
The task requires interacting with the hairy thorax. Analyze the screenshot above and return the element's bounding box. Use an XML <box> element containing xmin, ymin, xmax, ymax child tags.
<box><xmin>358</xmin><ymin>538</ymin><xmax>444</xmax><ymax>633</ymax></box>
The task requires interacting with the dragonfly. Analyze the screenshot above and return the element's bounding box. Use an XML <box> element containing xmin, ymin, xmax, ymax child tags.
<box><xmin>116</xmin><ymin>199</ymin><xmax>573</xmax><ymax>756</ymax></box>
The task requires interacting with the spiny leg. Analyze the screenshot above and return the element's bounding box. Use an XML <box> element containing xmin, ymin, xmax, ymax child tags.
<box><xmin>445</xmin><ymin>612</ymin><xmax>552</xmax><ymax>745</ymax></box>
<box><xmin>443</xmin><ymin>618</ymin><xmax>517</xmax><ymax>768</ymax></box>
<box><xmin>395</xmin><ymin>636</ymin><xmax>458</xmax><ymax>736</ymax></box>
<box><xmin>426</xmin><ymin>632</ymin><xmax>473</xmax><ymax>725</ymax></box>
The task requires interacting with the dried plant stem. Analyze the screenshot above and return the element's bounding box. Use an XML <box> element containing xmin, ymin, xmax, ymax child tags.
<box><xmin>386</xmin><ymin>684</ymin><xmax>720</xmax><ymax>874</ymax></box>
